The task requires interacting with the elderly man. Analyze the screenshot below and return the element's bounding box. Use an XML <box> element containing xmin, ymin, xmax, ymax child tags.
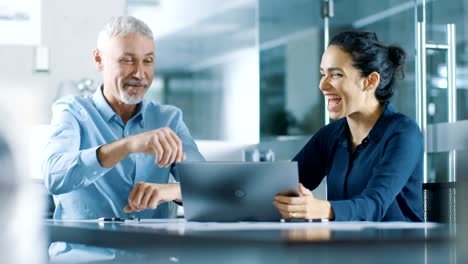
<box><xmin>42</xmin><ymin>16</ymin><xmax>204</xmax><ymax>220</ymax></box>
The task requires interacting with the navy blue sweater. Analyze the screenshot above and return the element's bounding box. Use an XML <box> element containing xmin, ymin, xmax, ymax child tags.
<box><xmin>293</xmin><ymin>104</ymin><xmax>423</xmax><ymax>221</ymax></box>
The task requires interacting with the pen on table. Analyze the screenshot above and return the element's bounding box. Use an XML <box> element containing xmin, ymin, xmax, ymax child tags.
<box><xmin>98</xmin><ymin>217</ymin><xmax>140</xmax><ymax>222</ymax></box>
<box><xmin>98</xmin><ymin>217</ymin><xmax>124</xmax><ymax>222</ymax></box>
<box><xmin>281</xmin><ymin>218</ymin><xmax>329</xmax><ymax>223</ymax></box>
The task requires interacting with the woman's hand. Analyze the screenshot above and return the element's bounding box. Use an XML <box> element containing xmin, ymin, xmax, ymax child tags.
<box><xmin>273</xmin><ymin>183</ymin><xmax>334</xmax><ymax>220</ymax></box>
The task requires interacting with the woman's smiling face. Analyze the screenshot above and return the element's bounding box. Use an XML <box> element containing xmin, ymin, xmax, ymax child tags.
<box><xmin>319</xmin><ymin>45</ymin><xmax>370</xmax><ymax>120</ymax></box>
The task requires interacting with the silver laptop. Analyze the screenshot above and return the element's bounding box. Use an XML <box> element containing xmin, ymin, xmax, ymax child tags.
<box><xmin>177</xmin><ymin>162</ymin><xmax>299</xmax><ymax>222</ymax></box>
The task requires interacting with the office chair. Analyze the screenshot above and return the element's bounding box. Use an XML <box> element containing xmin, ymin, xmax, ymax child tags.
<box><xmin>423</xmin><ymin>182</ymin><xmax>456</xmax><ymax>223</ymax></box>
<box><xmin>46</xmin><ymin>192</ymin><xmax>55</xmax><ymax>219</ymax></box>
<box><xmin>31</xmin><ymin>178</ymin><xmax>55</xmax><ymax>219</ymax></box>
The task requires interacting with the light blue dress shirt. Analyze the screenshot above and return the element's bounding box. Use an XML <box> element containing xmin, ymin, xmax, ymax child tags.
<box><xmin>42</xmin><ymin>86</ymin><xmax>204</xmax><ymax>220</ymax></box>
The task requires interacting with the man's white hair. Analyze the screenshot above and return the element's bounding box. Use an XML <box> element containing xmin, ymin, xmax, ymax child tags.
<box><xmin>97</xmin><ymin>16</ymin><xmax>153</xmax><ymax>49</ymax></box>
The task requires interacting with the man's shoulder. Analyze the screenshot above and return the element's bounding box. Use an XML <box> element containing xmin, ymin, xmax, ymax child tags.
<box><xmin>51</xmin><ymin>95</ymin><xmax>95</xmax><ymax>120</ymax></box>
<box><xmin>141</xmin><ymin>100</ymin><xmax>186</xmax><ymax>126</ymax></box>
<box><xmin>143</xmin><ymin>100</ymin><xmax>183</xmax><ymax>116</ymax></box>
<box><xmin>53</xmin><ymin>95</ymin><xmax>92</xmax><ymax>108</ymax></box>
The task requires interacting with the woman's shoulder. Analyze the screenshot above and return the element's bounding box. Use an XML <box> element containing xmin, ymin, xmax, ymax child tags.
<box><xmin>387</xmin><ymin>111</ymin><xmax>421</xmax><ymax>134</ymax></box>
<box><xmin>381</xmin><ymin>110</ymin><xmax>423</xmax><ymax>149</ymax></box>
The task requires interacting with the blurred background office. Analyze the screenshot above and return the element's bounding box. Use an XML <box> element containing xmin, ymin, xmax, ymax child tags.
<box><xmin>1</xmin><ymin>0</ymin><xmax>468</xmax><ymax>262</ymax></box>
<box><xmin>2</xmin><ymin>0</ymin><xmax>467</xmax><ymax>174</ymax></box>
<box><xmin>126</xmin><ymin>0</ymin><xmax>468</xmax><ymax>193</ymax></box>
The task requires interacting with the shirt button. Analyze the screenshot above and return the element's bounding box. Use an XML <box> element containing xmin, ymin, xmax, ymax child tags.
<box><xmin>93</xmin><ymin>171</ymin><xmax>98</xmax><ymax>176</ymax></box>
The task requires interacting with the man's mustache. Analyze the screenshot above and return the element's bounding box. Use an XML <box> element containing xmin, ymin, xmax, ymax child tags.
<box><xmin>124</xmin><ymin>79</ymin><xmax>149</xmax><ymax>86</ymax></box>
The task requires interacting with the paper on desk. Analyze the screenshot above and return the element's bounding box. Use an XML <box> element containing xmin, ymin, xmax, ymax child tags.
<box><xmin>358</xmin><ymin>221</ymin><xmax>440</xmax><ymax>229</ymax></box>
<box><xmin>123</xmin><ymin>220</ymin><xmax>439</xmax><ymax>232</ymax></box>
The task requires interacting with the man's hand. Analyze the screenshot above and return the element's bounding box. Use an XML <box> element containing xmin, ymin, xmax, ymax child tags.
<box><xmin>127</xmin><ymin>127</ymin><xmax>186</xmax><ymax>167</ymax></box>
<box><xmin>273</xmin><ymin>183</ymin><xmax>334</xmax><ymax>220</ymax></box>
<box><xmin>98</xmin><ymin>127</ymin><xmax>186</xmax><ymax>168</ymax></box>
<box><xmin>123</xmin><ymin>182</ymin><xmax>182</xmax><ymax>213</ymax></box>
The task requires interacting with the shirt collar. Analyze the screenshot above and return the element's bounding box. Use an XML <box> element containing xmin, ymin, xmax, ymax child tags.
<box><xmin>92</xmin><ymin>85</ymin><xmax>116</xmax><ymax>122</ymax></box>
<box><xmin>337</xmin><ymin>119</ymin><xmax>349</xmax><ymax>149</ymax></box>
<box><xmin>137</xmin><ymin>101</ymin><xmax>147</xmax><ymax>127</ymax></box>
<box><xmin>92</xmin><ymin>85</ymin><xmax>146</xmax><ymax>126</ymax></box>
<box><xmin>336</xmin><ymin>103</ymin><xmax>396</xmax><ymax>147</ymax></box>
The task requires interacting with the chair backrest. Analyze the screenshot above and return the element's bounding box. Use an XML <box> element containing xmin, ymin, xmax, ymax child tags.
<box><xmin>31</xmin><ymin>178</ymin><xmax>55</xmax><ymax>219</ymax></box>
<box><xmin>425</xmin><ymin>120</ymin><xmax>468</xmax><ymax>224</ymax></box>
<box><xmin>423</xmin><ymin>182</ymin><xmax>456</xmax><ymax>223</ymax></box>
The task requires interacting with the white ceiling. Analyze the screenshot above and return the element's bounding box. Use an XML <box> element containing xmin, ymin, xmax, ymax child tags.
<box><xmin>128</xmin><ymin>0</ymin><xmax>468</xmax><ymax>72</ymax></box>
<box><xmin>128</xmin><ymin>0</ymin><xmax>257</xmax><ymax>72</ymax></box>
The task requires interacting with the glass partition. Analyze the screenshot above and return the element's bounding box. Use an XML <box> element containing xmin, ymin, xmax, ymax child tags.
<box><xmin>129</xmin><ymin>0</ymin><xmax>467</xmax><ymax>158</ymax></box>
<box><xmin>259</xmin><ymin>0</ymin><xmax>324</xmax><ymax>139</ymax></box>
<box><xmin>425</xmin><ymin>0</ymin><xmax>468</xmax><ymax>122</ymax></box>
<box><xmin>423</xmin><ymin>0</ymin><xmax>468</xmax><ymax>183</ymax></box>
<box><xmin>258</xmin><ymin>0</ymin><xmax>468</xmax><ymax>184</ymax></box>
<box><xmin>129</xmin><ymin>0</ymin><xmax>259</xmax><ymax>142</ymax></box>
<box><xmin>258</xmin><ymin>0</ymin><xmax>419</xmax><ymax>138</ymax></box>
<box><xmin>330</xmin><ymin>0</ymin><xmax>417</xmax><ymax>120</ymax></box>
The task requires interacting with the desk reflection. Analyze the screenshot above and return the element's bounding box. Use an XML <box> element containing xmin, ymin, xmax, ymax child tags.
<box><xmin>284</xmin><ymin>228</ymin><xmax>331</xmax><ymax>241</ymax></box>
<box><xmin>46</xmin><ymin>220</ymin><xmax>454</xmax><ymax>264</ymax></box>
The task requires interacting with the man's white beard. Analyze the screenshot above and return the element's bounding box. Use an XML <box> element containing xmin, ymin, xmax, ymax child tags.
<box><xmin>119</xmin><ymin>79</ymin><xmax>149</xmax><ymax>105</ymax></box>
<box><xmin>120</xmin><ymin>90</ymin><xmax>144</xmax><ymax>105</ymax></box>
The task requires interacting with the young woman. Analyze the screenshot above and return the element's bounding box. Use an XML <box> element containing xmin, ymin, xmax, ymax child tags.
<box><xmin>274</xmin><ymin>31</ymin><xmax>423</xmax><ymax>222</ymax></box>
